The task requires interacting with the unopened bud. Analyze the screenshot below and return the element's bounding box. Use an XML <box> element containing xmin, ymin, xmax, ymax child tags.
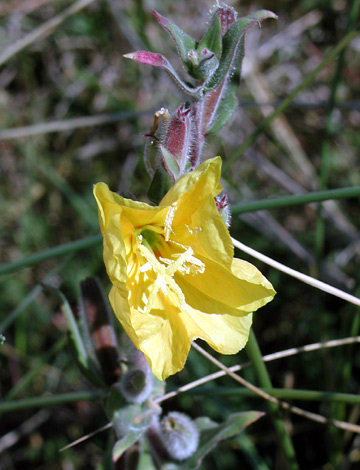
<box><xmin>161</xmin><ymin>103</ymin><xmax>193</xmax><ymax>179</ymax></box>
<box><xmin>119</xmin><ymin>340</ymin><xmax>153</xmax><ymax>403</ymax></box>
<box><xmin>187</xmin><ymin>49</ymin><xmax>199</xmax><ymax>68</ymax></box>
<box><xmin>159</xmin><ymin>412</ymin><xmax>199</xmax><ymax>461</ymax></box>
<box><xmin>120</xmin><ymin>368</ymin><xmax>153</xmax><ymax>404</ymax></box>
<box><xmin>144</xmin><ymin>108</ymin><xmax>171</xmax><ymax>179</ymax></box>
<box><xmin>192</xmin><ymin>50</ymin><xmax>218</xmax><ymax>80</ymax></box>
<box><xmin>216</xmin><ymin>6</ymin><xmax>237</xmax><ymax>36</ymax></box>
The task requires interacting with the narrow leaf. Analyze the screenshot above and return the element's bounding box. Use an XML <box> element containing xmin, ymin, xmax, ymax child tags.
<box><xmin>113</xmin><ymin>431</ymin><xmax>142</xmax><ymax>462</ymax></box>
<box><xmin>111</xmin><ymin>403</ymin><xmax>155</xmax><ymax>460</ymax></box>
<box><xmin>198</xmin><ymin>14</ymin><xmax>222</xmax><ymax>59</ymax></box>
<box><xmin>180</xmin><ymin>411</ymin><xmax>264</xmax><ymax>470</ymax></box>
<box><xmin>205</xmin><ymin>10</ymin><xmax>277</xmax><ymax>92</ymax></box>
<box><xmin>205</xmin><ymin>82</ymin><xmax>237</xmax><ymax>135</ymax></box>
<box><xmin>152</xmin><ymin>9</ymin><xmax>197</xmax><ymax>68</ymax></box>
<box><xmin>43</xmin><ymin>284</ymin><xmax>104</xmax><ymax>386</ymax></box>
<box><xmin>79</xmin><ymin>277</ymin><xmax>121</xmax><ymax>385</ymax></box>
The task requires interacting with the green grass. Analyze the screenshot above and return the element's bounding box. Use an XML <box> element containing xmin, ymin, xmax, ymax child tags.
<box><xmin>1</xmin><ymin>0</ymin><xmax>360</xmax><ymax>469</ymax></box>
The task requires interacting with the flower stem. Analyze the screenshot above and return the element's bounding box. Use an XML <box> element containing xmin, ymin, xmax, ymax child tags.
<box><xmin>246</xmin><ymin>331</ymin><xmax>299</xmax><ymax>470</ymax></box>
<box><xmin>230</xmin><ymin>186</ymin><xmax>360</xmax><ymax>214</ymax></box>
<box><xmin>0</xmin><ymin>390</ymin><xmax>106</xmax><ymax>414</ymax></box>
<box><xmin>0</xmin><ymin>234</ymin><xmax>101</xmax><ymax>277</ymax></box>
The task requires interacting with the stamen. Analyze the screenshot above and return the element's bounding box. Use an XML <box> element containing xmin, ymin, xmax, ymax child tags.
<box><xmin>136</xmin><ymin>237</ymin><xmax>204</xmax><ymax>314</ymax></box>
<box><xmin>164</xmin><ymin>202</ymin><xmax>177</xmax><ymax>241</ymax></box>
<box><xmin>185</xmin><ymin>224</ymin><xmax>202</xmax><ymax>235</ymax></box>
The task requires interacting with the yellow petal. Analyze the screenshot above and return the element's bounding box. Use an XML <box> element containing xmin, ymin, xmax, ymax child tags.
<box><xmin>231</xmin><ymin>258</ymin><xmax>275</xmax><ymax>292</ymax></box>
<box><xmin>93</xmin><ymin>158</ymin><xmax>276</xmax><ymax>381</ymax></box>
<box><xmin>173</xmin><ymin>194</ymin><xmax>234</xmax><ymax>269</ymax></box>
<box><xmin>94</xmin><ymin>182</ymin><xmax>167</xmax><ymax>232</ymax></box>
<box><xmin>110</xmin><ymin>288</ymin><xmax>191</xmax><ymax>380</ymax></box>
<box><xmin>185</xmin><ymin>306</ymin><xmax>253</xmax><ymax>355</ymax></box>
<box><xmin>160</xmin><ymin>157</ymin><xmax>223</xmax><ymax>218</ymax></box>
<box><xmin>176</xmin><ymin>256</ymin><xmax>275</xmax><ymax>315</ymax></box>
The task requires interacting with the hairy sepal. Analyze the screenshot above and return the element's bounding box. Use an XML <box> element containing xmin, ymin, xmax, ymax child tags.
<box><xmin>160</xmin><ymin>145</ymin><xmax>181</xmax><ymax>181</ymax></box>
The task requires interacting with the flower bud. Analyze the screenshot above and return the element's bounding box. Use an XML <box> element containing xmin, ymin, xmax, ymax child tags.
<box><xmin>159</xmin><ymin>412</ymin><xmax>199</xmax><ymax>461</ymax></box>
<box><xmin>119</xmin><ymin>340</ymin><xmax>153</xmax><ymax>403</ymax></box>
<box><xmin>119</xmin><ymin>368</ymin><xmax>153</xmax><ymax>404</ymax></box>
<box><xmin>191</xmin><ymin>49</ymin><xmax>218</xmax><ymax>80</ymax></box>
<box><xmin>216</xmin><ymin>6</ymin><xmax>237</xmax><ymax>36</ymax></box>
<box><xmin>144</xmin><ymin>108</ymin><xmax>171</xmax><ymax>179</ymax></box>
<box><xmin>161</xmin><ymin>103</ymin><xmax>193</xmax><ymax>178</ymax></box>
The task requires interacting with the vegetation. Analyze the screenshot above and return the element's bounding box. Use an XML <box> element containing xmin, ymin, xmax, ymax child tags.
<box><xmin>0</xmin><ymin>0</ymin><xmax>359</xmax><ymax>468</ymax></box>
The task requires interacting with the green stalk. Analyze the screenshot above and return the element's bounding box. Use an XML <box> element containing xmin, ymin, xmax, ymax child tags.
<box><xmin>230</xmin><ymin>186</ymin><xmax>360</xmax><ymax>215</ymax></box>
<box><xmin>313</xmin><ymin>5</ymin><xmax>359</xmax><ymax>463</ymax></box>
<box><xmin>0</xmin><ymin>234</ymin><xmax>101</xmax><ymax>277</ymax></box>
<box><xmin>189</xmin><ymin>387</ymin><xmax>360</xmax><ymax>405</ymax></box>
<box><xmin>315</xmin><ymin>0</ymin><xmax>359</xmax><ymax>260</ymax></box>
<box><xmin>4</xmin><ymin>386</ymin><xmax>360</xmax><ymax>414</ymax></box>
<box><xmin>0</xmin><ymin>390</ymin><xmax>106</xmax><ymax>413</ymax></box>
<box><xmin>246</xmin><ymin>331</ymin><xmax>299</xmax><ymax>470</ymax></box>
<box><xmin>222</xmin><ymin>27</ymin><xmax>359</xmax><ymax>174</ymax></box>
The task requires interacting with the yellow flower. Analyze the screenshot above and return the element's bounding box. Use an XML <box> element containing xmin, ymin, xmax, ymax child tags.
<box><xmin>94</xmin><ymin>157</ymin><xmax>275</xmax><ymax>380</ymax></box>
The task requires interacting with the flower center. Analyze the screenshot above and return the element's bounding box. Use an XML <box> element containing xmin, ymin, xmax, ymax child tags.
<box><xmin>136</xmin><ymin>232</ymin><xmax>204</xmax><ymax>315</ymax></box>
<box><xmin>140</xmin><ymin>228</ymin><xmax>159</xmax><ymax>249</ymax></box>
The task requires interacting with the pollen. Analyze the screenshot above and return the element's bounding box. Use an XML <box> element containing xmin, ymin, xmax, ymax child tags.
<box><xmin>137</xmin><ymin>236</ymin><xmax>204</xmax><ymax>314</ymax></box>
<box><xmin>164</xmin><ymin>202</ymin><xmax>177</xmax><ymax>242</ymax></box>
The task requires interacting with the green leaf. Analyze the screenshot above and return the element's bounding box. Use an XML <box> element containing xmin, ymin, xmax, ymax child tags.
<box><xmin>43</xmin><ymin>284</ymin><xmax>104</xmax><ymax>387</ymax></box>
<box><xmin>79</xmin><ymin>277</ymin><xmax>120</xmax><ymax>386</ymax></box>
<box><xmin>198</xmin><ymin>14</ymin><xmax>222</xmax><ymax>59</ymax></box>
<box><xmin>205</xmin><ymin>82</ymin><xmax>237</xmax><ymax>135</ymax></box>
<box><xmin>191</xmin><ymin>53</ymin><xmax>219</xmax><ymax>81</ymax></box>
<box><xmin>179</xmin><ymin>411</ymin><xmax>264</xmax><ymax>470</ymax></box>
<box><xmin>205</xmin><ymin>10</ymin><xmax>277</xmax><ymax>92</ymax></box>
<box><xmin>152</xmin><ymin>9</ymin><xmax>197</xmax><ymax>68</ymax></box>
<box><xmin>112</xmin><ymin>431</ymin><xmax>142</xmax><ymax>462</ymax></box>
<box><xmin>144</xmin><ymin>136</ymin><xmax>161</xmax><ymax>179</ymax></box>
<box><xmin>112</xmin><ymin>404</ymin><xmax>155</xmax><ymax>460</ymax></box>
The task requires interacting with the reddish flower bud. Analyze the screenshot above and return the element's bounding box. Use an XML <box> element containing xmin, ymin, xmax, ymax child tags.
<box><xmin>161</xmin><ymin>103</ymin><xmax>193</xmax><ymax>178</ymax></box>
<box><xmin>217</xmin><ymin>6</ymin><xmax>237</xmax><ymax>36</ymax></box>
